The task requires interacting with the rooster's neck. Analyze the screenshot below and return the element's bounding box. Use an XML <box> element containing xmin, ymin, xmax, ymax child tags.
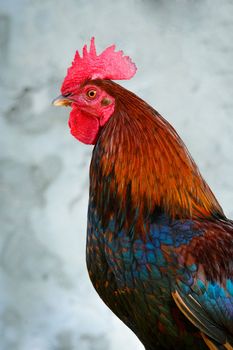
<box><xmin>90</xmin><ymin>81</ymin><xmax>224</xmax><ymax>227</ymax></box>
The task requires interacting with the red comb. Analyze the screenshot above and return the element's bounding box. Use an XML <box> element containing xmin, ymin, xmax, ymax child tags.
<box><xmin>61</xmin><ymin>37</ymin><xmax>137</xmax><ymax>94</ymax></box>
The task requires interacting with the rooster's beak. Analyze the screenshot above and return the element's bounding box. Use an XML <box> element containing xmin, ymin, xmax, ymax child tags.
<box><xmin>52</xmin><ymin>95</ymin><xmax>72</xmax><ymax>107</ymax></box>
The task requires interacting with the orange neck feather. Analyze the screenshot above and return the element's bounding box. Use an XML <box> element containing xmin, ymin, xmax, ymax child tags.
<box><xmin>91</xmin><ymin>80</ymin><xmax>224</xmax><ymax>221</ymax></box>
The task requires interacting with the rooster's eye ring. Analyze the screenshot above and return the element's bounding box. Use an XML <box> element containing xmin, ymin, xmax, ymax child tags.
<box><xmin>87</xmin><ymin>89</ymin><xmax>97</xmax><ymax>99</ymax></box>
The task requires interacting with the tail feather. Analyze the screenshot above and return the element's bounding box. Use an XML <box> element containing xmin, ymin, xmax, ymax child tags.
<box><xmin>172</xmin><ymin>290</ymin><xmax>233</xmax><ymax>350</ymax></box>
<box><xmin>202</xmin><ymin>333</ymin><xmax>233</xmax><ymax>350</ymax></box>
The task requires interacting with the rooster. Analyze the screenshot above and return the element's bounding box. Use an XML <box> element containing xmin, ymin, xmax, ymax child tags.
<box><xmin>53</xmin><ymin>38</ymin><xmax>233</xmax><ymax>350</ymax></box>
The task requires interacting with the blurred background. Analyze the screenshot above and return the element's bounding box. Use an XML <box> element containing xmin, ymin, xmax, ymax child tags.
<box><xmin>1</xmin><ymin>0</ymin><xmax>233</xmax><ymax>349</ymax></box>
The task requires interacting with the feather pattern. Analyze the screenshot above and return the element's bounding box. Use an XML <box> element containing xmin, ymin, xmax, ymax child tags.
<box><xmin>85</xmin><ymin>80</ymin><xmax>233</xmax><ymax>350</ymax></box>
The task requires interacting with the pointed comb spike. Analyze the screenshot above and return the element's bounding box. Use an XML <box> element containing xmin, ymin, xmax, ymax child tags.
<box><xmin>82</xmin><ymin>44</ymin><xmax>88</xmax><ymax>57</ymax></box>
<box><xmin>61</xmin><ymin>38</ymin><xmax>137</xmax><ymax>94</ymax></box>
<box><xmin>103</xmin><ymin>44</ymin><xmax>116</xmax><ymax>53</ymax></box>
<box><xmin>73</xmin><ymin>50</ymin><xmax>81</xmax><ymax>62</ymax></box>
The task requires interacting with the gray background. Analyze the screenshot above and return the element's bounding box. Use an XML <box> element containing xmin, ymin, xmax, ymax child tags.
<box><xmin>1</xmin><ymin>1</ymin><xmax>233</xmax><ymax>349</ymax></box>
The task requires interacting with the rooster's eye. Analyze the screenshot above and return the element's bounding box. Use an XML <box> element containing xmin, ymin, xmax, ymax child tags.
<box><xmin>86</xmin><ymin>89</ymin><xmax>97</xmax><ymax>99</ymax></box>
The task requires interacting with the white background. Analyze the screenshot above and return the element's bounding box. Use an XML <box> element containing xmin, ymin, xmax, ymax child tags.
<box><xmin>1</xmin><ymin>1</ymin><xmax>233</xmax><ymax>349</ymax></box>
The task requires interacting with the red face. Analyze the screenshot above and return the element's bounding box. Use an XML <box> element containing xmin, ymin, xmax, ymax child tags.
<box><xmin>53</xmin><ymin>83</ymin><xmax>115</xmax><ymax>144</ymax></box>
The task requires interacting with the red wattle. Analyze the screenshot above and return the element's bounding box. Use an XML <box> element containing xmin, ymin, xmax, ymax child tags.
<box><xmin>68</xmin><ymin>106</ymin><xmax>100</xmax><ymax>145</ymax></box>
